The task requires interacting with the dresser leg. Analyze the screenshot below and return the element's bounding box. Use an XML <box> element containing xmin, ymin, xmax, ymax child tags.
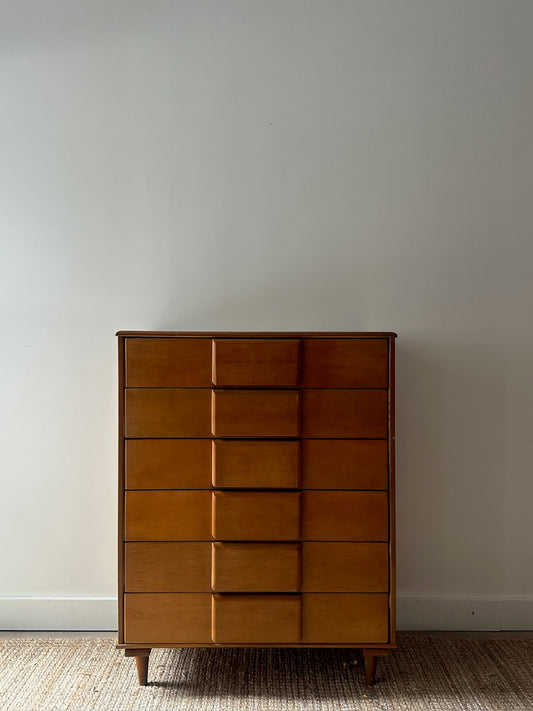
<box><xmin>362</xmin><ymin>651</ymin><xmax>377</xmax><ymax>685</ymax></box>
<box><xmin>125</xmin><ymin>649</ymin><xmax>151</xmax><ymax>685</ymax></box>
<box><xmin>362</xmin><ymin>650</ymin><xmax>389</xmax><ymax>685</ymax></box>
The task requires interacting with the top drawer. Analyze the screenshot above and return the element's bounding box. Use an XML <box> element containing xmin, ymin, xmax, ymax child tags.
<box><xmin>213</xmin><ymin>339</ymin><xmax>300</xmax><ymax>387</ymax></box>
<box><xmin>126</xmin><ymin>338</ymin><xmax>212</xmax><ymax>387</ymax></box>
<box><xmin>125</xmin><ymin>337</ymin><xmax>389</xmax><ymax>388</ymax></box>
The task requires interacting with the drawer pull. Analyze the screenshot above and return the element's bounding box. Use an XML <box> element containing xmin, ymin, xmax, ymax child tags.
<box><xmin>212</xmin><ymin>491</ymin><xmax>300</xmax><ymax>541</ymax></box>
<box><xmin>212</xmin><ymin>594</ymin><xmax>301</xmax><ymax>643</ymax></box>
<box><xmin>213</xmin><ymin>339</ymin><xmax>300</xmax><ymax>386</ymax></box>
<box><xmin>212</xmin><ymin>542</ymin><xmax>300</xmax><ymax>592</ymax></box>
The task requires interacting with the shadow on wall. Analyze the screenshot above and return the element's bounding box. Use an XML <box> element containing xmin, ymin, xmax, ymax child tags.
<box><xmin>124</xmin><ymin>268</ymin><xmax>508</xmax><ymax>597</ymax></box>
<box><xmin>395</xmin><ymin>334</ymin><xmax>506</xmax><ymax>596</ymax></box>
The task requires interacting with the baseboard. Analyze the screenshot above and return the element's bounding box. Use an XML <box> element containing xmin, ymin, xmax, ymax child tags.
<box><xmin>397</xmin><ymin>597</ymin><xmax>533</xmax><ymax>631</ymax></box>
<box><xmin>0</xmin><ymin>598</ymin><xmax>117</xmax><ymax>631</ymax></box>
<box><xmin>1</xmin><ymin>597</ymin><xmax>532</xmax><ymax>631</ymax></box>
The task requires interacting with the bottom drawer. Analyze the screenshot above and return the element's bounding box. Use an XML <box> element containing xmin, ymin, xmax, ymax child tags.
<box><xmin>123</xmin><ymin>593</ymin><xmax>389</xmax><ymax>645</ymax></box>
<box><xmin>212</xmin><ymin>594</ymin><xmax>301</xmax><ymax>643</ymax></box>
<box><xmin>302</xmin><ymin>594</ymin><xmax>389</xmax><ymax>643</ymax></box>
<box><xmin>124</xmin><ymin>593</ymin><xmax>212</xmax><ymax>644</ymax></box>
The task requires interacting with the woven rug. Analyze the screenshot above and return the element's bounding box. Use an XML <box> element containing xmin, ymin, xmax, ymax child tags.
<box><xmin>1</xmin><ymin>636</ymin><xmax>532</xmax><ymax>711</ymax></box>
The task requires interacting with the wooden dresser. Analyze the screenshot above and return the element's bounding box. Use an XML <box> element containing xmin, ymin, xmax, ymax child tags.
<box><xmin>117</xmin><ymin>331</ymin><xmax>397</xmax><ymax>686</ymax></box>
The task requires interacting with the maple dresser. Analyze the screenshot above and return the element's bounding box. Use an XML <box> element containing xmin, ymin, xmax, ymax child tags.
<box><xmin>117</xmin><ymin>331</ymin><xmax>397</xmax><ymax>686</ymax></box>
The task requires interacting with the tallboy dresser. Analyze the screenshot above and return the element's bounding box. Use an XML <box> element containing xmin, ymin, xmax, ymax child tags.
<box><xmin>117</xmin><ymin>331</ymin><xmax>397</xmax><ymax>686</ymax></box>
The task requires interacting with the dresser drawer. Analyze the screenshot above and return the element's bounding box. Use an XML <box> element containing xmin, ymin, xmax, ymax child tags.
<box><xmin>125</xmin><ymin>440</ymin><xmax>212</xmax><ymax>489</ymax></box>
<box><xmin>125</xmin><ymin>542</ymin><xmax>211</xmax><ymax>592</ymax></box>
<box><xmin>212</xmin><ymin>491</ymin><xmax>300</xmax><ymax>540</ymax></box>
<box><xmin>301</xmin><ymin>390</ymin><xmax>388</xmax><ymax>438</ymax></box>
<box><xmin>212</xmin><ymin>542</ymin><xmax>300</xmax><ymax>592</ymax></box>
<box><xmin>125</xmin><ymin>491</ymin><xmax>211</xmax><ymax>541</ymax></box>
<box><xmin>212</xmin><ymin>390</ymin><xmax>300</xmax><ymax>437</ymax></box>
<box><xmin>302</xmin><ymin>543</ymin><xmax>389</xmax><ymax>592</ymax></box>
<box><xmin>124</xmin><ymin>593</ymin><xmax>212</xmax><ymax>644</ymax></box>
<box><xmin>212</xmin><ymin>440</ymin><xmax>300</xmax><ymax>488</ymax></box>
<box><xmin>301</xmin><ymin>339</ymin><xmax>388</xmax><ymax>387</ymax></box>
<box><xmin>126</xmin><ymin>338</ymin><xmax>212</xmax><ymax>387</ymax></box>
<box><xmin>302</xmin><ymin>492</ymin><xmax>388</xmax><ymax>541</ymax></box>
<box><xmin>213</xmin><ymin>339</ymin><xmax>300</xmax><ymax>386</ymax></box>
<box><xmin>212</xmin><ymin>594</ymin><xmax>301</xmax><ymax>643</ymax></box>
<box><xmin>125</xmin><ymin>389</ymin><xmax>212</xmax><ymax>438</ymax></box>
<box><xmin>302</xmin><ymin>593</ymin><xmax>389</xmax><ymax>643</ymax></box>
<box><xmin>301</xmin><ymin>440</ymin><xmax>388</xmax><ymax>490</ymax></box>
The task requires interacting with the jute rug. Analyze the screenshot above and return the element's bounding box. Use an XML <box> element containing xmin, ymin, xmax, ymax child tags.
<box><xmin>1</xmin><ymin>636</ymin><xmax>532</xmax><ymax>711</ymax></box>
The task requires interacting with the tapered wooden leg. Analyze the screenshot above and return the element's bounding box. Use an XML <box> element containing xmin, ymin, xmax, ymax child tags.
<box><xmin>125</xmin><ymin>648</ymin><xmax>151</xmax><ymax>685</ymax></box>
<box><xmin>135</xmin><ymin>655</ymin><xmax>149</xmax><ymax>685</ymax></box>
<box><xmin>363</xmin><ymin>651</ymin><xmax>378</xmax><ymax>685</ymax></box>
<box><xmin>362</xmin><ymin>650</ymin><xmax>389</xmax><ymax>685</ymax></box>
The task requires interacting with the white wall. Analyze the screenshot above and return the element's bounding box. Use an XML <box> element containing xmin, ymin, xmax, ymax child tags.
<box><xmin>1</xmin><ymin>0</ymin><xmax>532</xmax><ymax>630</ymax></box>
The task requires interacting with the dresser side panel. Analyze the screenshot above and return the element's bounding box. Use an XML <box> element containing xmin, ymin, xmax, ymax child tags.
<box><xmin>388</xmin><ymin>337</ymin><xmax>396</xmax><ymax>643</ymax></box>
<box><xmin>117</xmin><ymin>336</ymin><xmax>126</xmax><ymax>644</ymax></box>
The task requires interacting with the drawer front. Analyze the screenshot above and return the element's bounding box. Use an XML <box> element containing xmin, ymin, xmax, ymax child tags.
<box><xmin>124</xmin><ymin>593</ymin><xmax>212</xmax><ymax>644</ymax></box>
<box><xmin>125</xmin><ymin>388</ymin><xmax>212</xmax><ymax>438</ymax></box>
<box><xmin>213</xmin><ymin>440</ymin><xmax>300</xmax><ymax>488</ymax></box>
<box><xmin>301</xmin><ymin>339</ymin><xmax>388</xmax><ymax>388</ymax></box>
<box><xmin>126</xmin><ymin>338</ymin><xmax>212</xmax><ymax>387</ymax></box>
<box><xmin>125</xmin><ymin>542</ymin><xmax>211</xmax><ymax>592</ymax></box>
<box><xmin>302</xmin><ymin>593</ymin><xmax>389</xmax><ymax>643</ymax></box>
<box><xmin>213</xmin><ymin>339</ymin><xmax>300</xmax><ymax>386</ymax></box>
<box><xmin>212</xmin><ymin>542</ymin><xmax>300</xmax><ymax>592</ymax></box>
<box><xmin>302</xmin><ymin>491</ymin><xmax>388</xmax><ymax>541</ymax></box>
<box><xmin>212</xmin><ymin>390</ymin><xmax>300</xmax><ymax>437</ymax></box>
<box><xmin>301</xmin><ymin>390</ymin><xmax>388</xmax><ymax>438</ymax></box>
<box><xmin>212</xmin><ymin>594</ymin><xmax>301</xmax><ymax>643</ymax></box>
<box><xmin>125</xmin><ymin>440</ymin><xmax>212</xmax><ymax>489</ymax></box>
<box><xmin>301</xmin><ymin>440</ymin><xmax>388</xmax><ymax>490</ymax></box>
<box><xmin>125</xmin><ymin>490</ymin><xmax>211</xmax><ymax>541</ymax></box>
<box><xmin>213</xmin><ymin>491</ymin><xmax>300</xmax><ymax>541</ymax></box>
<box><xmin>302</xmin><ymin>542</ymin><xmax>389</xmax><ymax>592</ymax></box>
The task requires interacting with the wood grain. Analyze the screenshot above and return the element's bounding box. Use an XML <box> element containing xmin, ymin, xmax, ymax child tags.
<box><xmin>301</xmin><ymin>440</ymin><xmax>388</xmax><ymax>489</ymax></box>
<box><xmin>302</xmin><ymin>491</ymin><xmax>388</xmax><ymax>541</ymax></box>
<box><xmin>125</xmin><ymin>388</ymin><xmax>212</xmax><ymax>438</ymax></box>
<box><xmin>302</xmin><ymin>593</ymin><xmax>389</xmax><ymax>643</ymax></box>
<box><xmin>301</xmin><ymin>389</ymin><xmax>388</xmax><ymax>438</ymax></box>
<box><xmin>126</xmin><ymin>439</ymin><xmax>212</xmax><ymax>489</ymax></box>
<box><xmin>212</xmin><ymin>594</ymin><xmax>301</xmax><ymax>643</ymax></box>
<box><xmin>213</xmin><ymin>440</ymin><xmax>300</xmax><ymax>488</ymax></box>
<box><xmin>125</xmin><ymin>542</ymin><xmax>211</xmax><ymax>592</ymax></box>
<box><xmin>213</xmin><ymin>339</ymin><xmax>300</xmax><ymax>386</ymax></box>
<box><xmin>212</xmin><ymin>542</ymin><xmax>300</xmax><ymax>592</ymax></box>
<box><xmin>302</xmin><ymin>543</ymin><xmax>389</xmax><ymax>592</ymax></box>
<box><xmin>212</xmin><ymin>389</ymin><xmax>300</xmax><ymax>437</ymax></box>
<box><xmin>125</xmin><ymin>338</ymin><xmax>212</xmax><ymax>387</ymax></box>
<box><xmin>301</xmin><ymin>338</ymin><xmax>388</xmax><ymax>387</ymax></box>
<box><xmin>212</xmin><ymin>491</ymin><xmax>300</xmax><ymax>541</ymax></box>
<box><xmin>125</xmin><ymin>490</ymin><xmax>211</xmax><ymax>541</ymax></box>
<box><xmin>124</xmin><ymin>593</ymin><xmax>212</xmax><ymax>644</ymax></box>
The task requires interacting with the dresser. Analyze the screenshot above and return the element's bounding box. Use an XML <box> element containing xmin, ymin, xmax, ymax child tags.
<box><xmin>117</xmin><ymin>331</ymin><xmax>397</xmax><ymax>686</ymax></box>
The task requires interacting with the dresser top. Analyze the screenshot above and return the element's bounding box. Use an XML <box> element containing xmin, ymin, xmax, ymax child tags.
<box><xmin>116</xmin><ymin>331</ymin><xmax>397</xmax><ymax>338</ymax></box>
